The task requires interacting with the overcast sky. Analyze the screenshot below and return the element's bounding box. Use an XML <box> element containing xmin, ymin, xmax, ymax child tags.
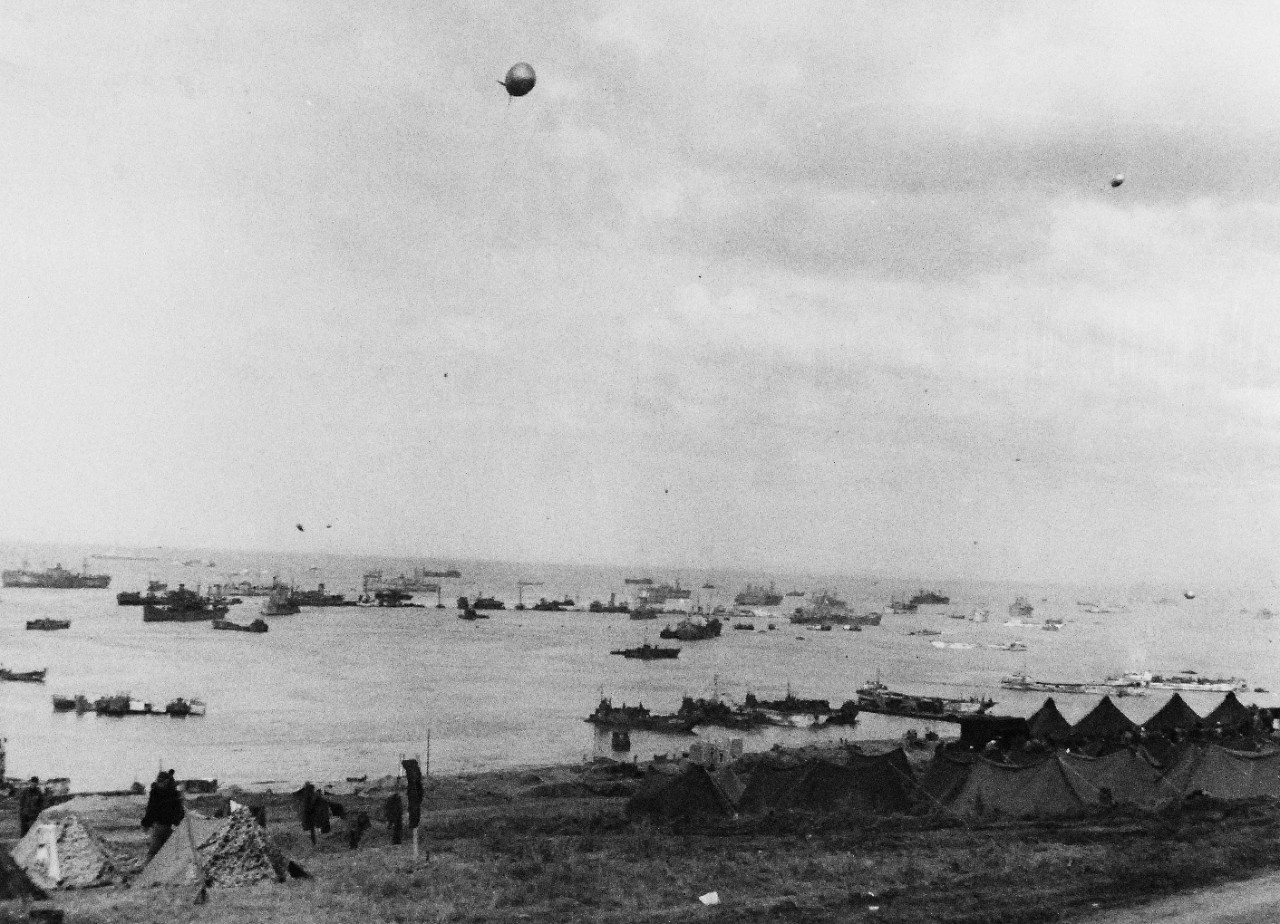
<box><xmin>1</xmin><ymin>2</ymin><xmax>1277</xmax><ymax>584</ymax></box>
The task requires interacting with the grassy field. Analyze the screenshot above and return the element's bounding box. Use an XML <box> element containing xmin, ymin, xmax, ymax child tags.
<box><xmin>7</xmin><ymin>750</ymin><xmax>1280</xmax><ymax>923</ymax></box>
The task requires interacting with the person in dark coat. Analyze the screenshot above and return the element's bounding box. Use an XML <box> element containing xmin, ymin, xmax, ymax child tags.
<box><xmin>141</xmin><ymin>770</ymin><xmax>185</xmax><ymax>859</ymax></box>
<box><xmin>383</xmin><ymin>792</ymin><xmax>404</xmax><ymax>846</ymax></box>
<box><xmin>297</xmin><ymin>782</ymin><xmax>332</xmax><ymax>844</ymax></box>
<box><xmin>17</xmin><ymin>777</ymin><xmax>45</xmax><ymax>837</ymax></box>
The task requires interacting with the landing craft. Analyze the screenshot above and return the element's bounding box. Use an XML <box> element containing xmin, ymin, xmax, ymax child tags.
<box><xmin>1184</xmin><ymin>591</ymin><xmax>1196</xmax><ymax>599</ymax></box>
<box><xmin>500</xmin><ymin>62</ymin><xmax>536</xmax><ymax>98</ymax></box>
<box><xmin>1111</xmin><ymin>174</ymin><xmax>1125</xmax><ymax>188</ymax></box>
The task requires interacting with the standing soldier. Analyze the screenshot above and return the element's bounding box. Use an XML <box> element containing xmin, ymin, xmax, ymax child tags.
<box><xmin>17</xmin><ymin>776</ymin><xmax>44</xmax><ymax>836</ymax></box>
<box><xmin>141</xmin><ymin>769</ymin><xmax>185</xmax><ymax>859</ymax></box>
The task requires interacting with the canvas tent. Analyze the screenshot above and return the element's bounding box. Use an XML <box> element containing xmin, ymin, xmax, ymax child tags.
<box><xmin>1058</xmin><ymin>748</ymin><xmax>1182</xmax><ymax>807</ymax></box>
<box><xmin>1026</xmin><ymin>698</ymin><xmax>1072</xmax><ymax>743</ymax></box>
<box><xmin>947</xmin><ymin>756</ymin><xmax>1087</xmax><ymax>819</ymax></box>
<box><xmin>0</xmin><ymin>850</ymin><xmax>45</xmax><ymax>901</ymax></box>
<box><xmin>1205</xmin><ymin>693</ymin><xmax>1253</xmax><ymax>730</ymax></box>
<box><xmin>736</xmin><ymin>766</ymin><xmax>807</xmax><ymax>814</ymax></box>
<box><xmin>1141</xmin><ymin>694</ymin><xmax>1202</xmax><ymax>736</ymax></box>
<box><xmin>626</xmin><ymin>765</ymin><xmax>737</xmax><ymax>820</ymax></box>
<box><xmin>914</xmin><ymin>748</ymin><xmax>976</xmax><ymax>810</ymax></box>
<box><xmin>771</xmin><ymin>760</ymin><xmax>901</xmax><ymax>814</ymax></box>
<box><xmin>1069</xmin><ymin>696</ymin><xmax>1138</xmax><ymax>742</ymax></box>
<box><xmin>959</xmin><ymin>716</ymin><xmax>1030</xmax><ymax>750</ymax></box>
<box><xmin>132</xmin><ymin>812</ymin><xmax>225</xmax><ymax>889</ymax></box>
<box><xmin>135</xmin><ymin>808</ymin><xmax>290</xmax><ymax>889</ymax></box>
<box><xmin>1162</xmin><ymin>745</ymin><xmax>1280</xmax><ymax>801</ymax></box>
<box><xmin>11</xmin><ymin>813</ymin><xmax>121</xmax><ymax>890</ymax></box>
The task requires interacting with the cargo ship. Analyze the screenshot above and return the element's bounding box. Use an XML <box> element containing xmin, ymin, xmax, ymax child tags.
<box><xmin>3</xmin><ymin>560</ymin><xmax>110</xmax><ymax>589</ymax></box>
<box><xmin>142</xmin><ymin>585</ymin><xmax>229</xmax><ymax>622</ymax></box>
<box><xmin>909</xmin><ymin>590</ymin><xmax>950</xmax><ymax>605</ymax></box>
<box><xmin>1104</xmin><ymin>670</ymin><xmax>1248</xmax><ymax>693</ymax></box>
<box><xmin>734</xmin><ymin>582</ymin><xmax>783</xmax><ymax>607</ymax></box>
<box><xmin>362</xmin><ymin>568</ymin><xmax>454</xmax><ymax>593</ymax></box>
<box><xmin>289</xmin><ymin>584</ymin><xmax>352</xmax><ymax>607</ymax></box>
<box><xmin>623</xmin><ymin>577</ymin><xmax>654</xmax><ymax>585</ymax></box>
<box><xmin>261</xmin><ymin>585</ymin><xmax>300</xmax><ymax>616</ymax></box>
<box><xmin>635</xmin><ymin>582</ymin><xmax>692</xmax><ymax>607</ymax></box>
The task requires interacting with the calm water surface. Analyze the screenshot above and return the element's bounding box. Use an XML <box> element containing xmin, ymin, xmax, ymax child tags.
<box><xmin>1</xmin><ymin>544</ymin><xmax>1276</xmax><ymax>790</ymax></box>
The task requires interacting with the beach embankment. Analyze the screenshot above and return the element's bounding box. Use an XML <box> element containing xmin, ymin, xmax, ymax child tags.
<box><xmin>5</xmin><ymin>740</ymin><xmax>1280</xmax><ymax>923</ymax></box>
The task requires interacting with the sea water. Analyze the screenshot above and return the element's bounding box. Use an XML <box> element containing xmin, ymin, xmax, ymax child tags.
<box><xmin>0</xmin><ymin>542</ymin><xmax>1276</xmax><ymax>791</ymax></box>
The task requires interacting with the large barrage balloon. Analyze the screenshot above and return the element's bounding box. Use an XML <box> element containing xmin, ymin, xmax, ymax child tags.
<box><xmin>501</xmin><ymin>62</ymin><xmax>536</xmax><ymax>98</ymax></box>
<box><xmin>1110</xmin><ymin>174</ymin><xmax>1125</xmax><ymax>188</ymax></box>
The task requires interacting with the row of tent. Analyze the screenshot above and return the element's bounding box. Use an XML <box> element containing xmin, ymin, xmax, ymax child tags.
<box><xmin>3</xmin><ymin>805</ymin><xmax>299</xmax><ymax>895</ymax></box>
<box><xmin>629</xmin><ymin>748</ymin><xmax>917</xmax><ymax>821</ymax></box>
<box><xmin>629</xmin><ymin>736</ymin><xmax>1280</xmax><ymax>823</ymax></box>
<box><xmin>921</xmin><ymin>742</ymin><xmax>1280</xmax><ymax>818</ymax></box>
<box><xmin>1027</xmin><ymin>691</ymin><xmax>1259</xmax><ymax>742</ymax></box>
<box><xmin>960</xmin><ymin>692</ymin><xmax>1263</xmax><ymax>750</ymax></box>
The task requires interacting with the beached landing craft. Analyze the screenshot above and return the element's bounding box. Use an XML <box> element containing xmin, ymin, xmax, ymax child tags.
<box><xmin>26</xmin><ymin>619</ymin><xmax>71</xmax><ymax>631</ymax></box>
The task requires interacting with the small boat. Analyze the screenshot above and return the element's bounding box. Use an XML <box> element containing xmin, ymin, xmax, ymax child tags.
<box><xmin>988</xmin><ymin>641</ymin><xmax>1028</xmax><ymax>652</ymax></box>
<box><xmin>784</xmin><ymin>589</ymin><xmax>806</xmax><ymax>597</ymax></box>
<box><xmin>624</xmin><ymin>577</ymin><xmax>654</xmax><ymax>585</ymax></box>
<box><xmin>908</xmin><ymin>628</ymin><xmax>942</xmax><ymax>636</ymax></box>
<box><xmin>610</xmin><ymin>643</ymin><xmax>680</xmax><ymax>660</ymax></box>
<box><xmin>0</xmin><ymin>667</ymin><xmax>47</xmax><ymax>683</ymax></box>
<box><xmin>52</xmin><ymin>694</ymin><xmax>76</xmax><ymax>711</ymax></box>
<box><xmin>26</xmin><ymin>619</ymin><xmax>71</xmax><ymax>631</ymax></box>
<box><xmin>164</xmin><ymin>697</ymin><xmax>206</xmax><ymax>717</ymax></box>
<box><xmin>457</xmin><ymin>608</ymin><xmax>489</xmax><ymax>621</ymax></box>
<box><xmin>733</xmin><ymin>622</ymin><xmax>755</xmax><ymax>631</ymax></box>
<box><xmin>212</xmin><ymin>618</ymin><xmax>269</xmax><ymax>633</ymax></box>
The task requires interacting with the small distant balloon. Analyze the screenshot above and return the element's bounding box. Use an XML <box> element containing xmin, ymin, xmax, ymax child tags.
<box><xmin>500</xmin><ymin>62</ymin><xmax>536</xmax><ymax>98</ymax></box>
<box><xmin>1110</xmin><ymin>174</ymin><xmax>1125</xmax><ymax>188</ymax></box>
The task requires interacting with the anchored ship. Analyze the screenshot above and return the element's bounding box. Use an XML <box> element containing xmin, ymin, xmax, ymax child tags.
<box><xmin>3</xmin><ymin>560</ymin><xmax>110</xmax><ymax>589</ymax></box>
<box><xmin>734</xmin><ymin>582</ymin><xmax>783</xmax><ymax>607</ymax></box>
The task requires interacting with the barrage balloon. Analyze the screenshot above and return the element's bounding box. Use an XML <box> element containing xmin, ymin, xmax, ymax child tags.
<box><xmin>501</xmin><ymin>62</ymin><xmax>536</xmax><ymax>98</ymax></box>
